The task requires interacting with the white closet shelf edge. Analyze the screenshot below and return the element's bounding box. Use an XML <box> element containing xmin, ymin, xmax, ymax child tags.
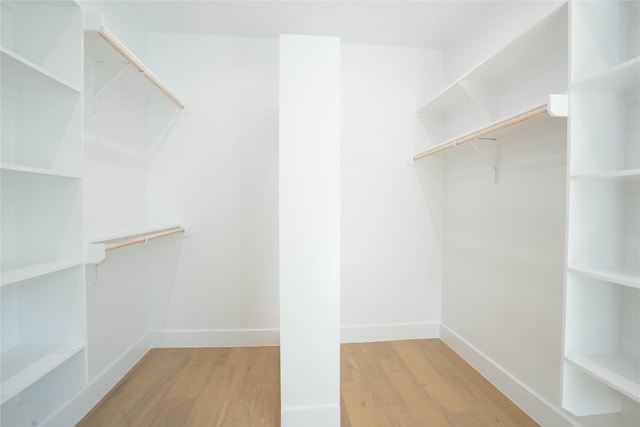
<box><xmin>568</xmin><ymin>266</ymin><xmax>640</xmax><ymax>289</ymax></box>
<box><xmin>0</xmin><ymin>344</ymin><xmax>85</xmax><ymax>405</ymax></box>
<box><xmin>413</xmin><ymin>94</ymin><xmax>567</xmax><ymax>161</ymax></box>
<box><xmin>1</xmin><ymin>260</ymin><xmax>83</xmax><ymax>287</ymax></box>
<box><xmin>565</xmin><ymin>353</ymin><xmax>640</xmax><ymax>405</ymax></box>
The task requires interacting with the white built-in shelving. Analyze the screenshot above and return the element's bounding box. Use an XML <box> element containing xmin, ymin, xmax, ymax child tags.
<box><xmin>415</xmin><ymin>3</ymin><xmax>568</xmax><ymax>148</ymax></box>
<box><xmin>563</xmin><ymin>0</ymin><xmax>640</xmax><ymax>417</ymax></box>
<box><xmin>0</xmin><ymin>0</ymin><xmax>86</xmax><ymax>425</ymax></box>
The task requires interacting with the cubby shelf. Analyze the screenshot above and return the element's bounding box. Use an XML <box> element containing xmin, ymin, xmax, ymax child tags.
<box><xmin>563</xmin><ymin>1</ymin><xmax>640</xmax><ymax>417</ymax></box>
<box><xmin>0</xmin><ymin>343</ymin><xmax>85</xmax><ymax>405</ymax></box>
<box><xmin>0</xmin><ymin>260</ymin><xmax>83</xmax><ymax>288</ymax></box>
<box><xmin>0</xmin><ymin>47</ymin><xmax>81</xmax><ymax>93</ymax></box>
<box><xmin>568</xmin><ymin>266</ymin><xmax>640</xmax><ymax>290</ymax></box>
<box><xmin>565</xmin><ymin>353</ymin><xmax>640</xmax><ymax>405</ymax></box>
<box><xmin>570</xmin><ymin>169</ymin><xmax>640</xmax><ymax>182</ymax></box>
<box><xmin>1</xmin><ymin>1</ymin><xmax>86</xmax><ymax>423</ymax></box>
<box><xmin>572</xmin><ymin>57</ymin><xmax>640</xmax><ymax>92</ymax></box>
<box><xmin>0</xmin><ymin>163</ymin><xmax>81</xmax><ymax>180</ymax></box>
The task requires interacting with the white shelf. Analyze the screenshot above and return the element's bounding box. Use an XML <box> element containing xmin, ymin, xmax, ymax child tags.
<box><xmin>570</xmin><ymin>169</ymin><xmax>640</xmax><ymax>182</ymax></box>
<box><xmin>573</xmin><ymin>57</ymin><xmax>640</xmax><ymax>92</ymax></box>
<box><xmin>0</xmin><ymin>260</ymin><xmax>83</xmax><ymax>287</ymax></box>
<box><xmin>416</xmin><ymin>3</ymin><xmax>567</xmax><ymax>115</ymax></box>
<box><xmin>568</xmin><ymin>266</ymin><xmax>640</xmax><ymax>290</ymax></box>
<box><xmin>414</xmin><ymin>97</ymin><xmax>567</xmax><ymax>161</ymax></box>
<box><xmin>566</xmin><ymin>353</ymin><xmax>640</xmax><ymax>404</ymax></box>
<box><xmin>0</xmin><ymin>47</ymin><xmax>80</xmax><ymax>93</ymax></box>
<box><xmin>0</xmin><ymin>163</ymin><xmax>80</xmax><ymax>180</ymax></box>
<box><xmin>0</xmin><ymin>344</ymin><xmax>84</xmax><ymax>405</ymax></box>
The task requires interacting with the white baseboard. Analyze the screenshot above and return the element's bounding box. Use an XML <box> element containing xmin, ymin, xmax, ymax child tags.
<box><xmin>150</xmin><ymin>328</ymin><xmax>280</xmax><ymax>347</ymax></box>
<box><xmin>150</xmin><ymin>323</ymin><xmax>439</xmax><ymax>348</ymax></box>
<box><xmin>45</xmin><ymin>333</ymin><xmax>151</xmax><ymax>426</ymax></box>
<box><xmin>340</xmin><ymin>321</ymin><xmax>439</xmax><ymax>343</ymax></box>
<box><xmin>281</xmin><ymin>404</ymin><xmax>340</xmax><ymax>427</ymax></box>
<box><xmin>440</xmin><ymin>324</ymin><xmax>575</xmax><ymax>427</ymax></box>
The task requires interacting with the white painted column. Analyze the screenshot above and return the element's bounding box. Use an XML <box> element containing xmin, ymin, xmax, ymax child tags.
<box><xmin>279</xmin><ymin>34</ymin><xmax>341</xmax><ymax>426</ymax></box>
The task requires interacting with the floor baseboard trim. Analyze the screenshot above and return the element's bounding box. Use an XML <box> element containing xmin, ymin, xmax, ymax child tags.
<box><xmin>341</xmin><ymin>321</ymin><xmax>439</xmax><ymax>343</ymax></box>
<box><xmin>440</xmin><ymin>324</ymin><xmax>575</xmax><ymax>427</ymax></box>
<box><xmin>45</xmin><ymin>333</ymin><xmax>151</xmax><ymax>426</ymax></box>
<box><xmin>281</xmin><ymin>404</ymin><xmax>340</xmax><ymax>426</ymax></box>
<box><xmin>151</xmin><ymin>328</ymin><xmax>280</xmax><ymax>347</ymax></box>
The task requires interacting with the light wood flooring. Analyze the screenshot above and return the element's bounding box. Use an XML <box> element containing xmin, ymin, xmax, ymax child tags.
<box><xmin>77</xmin><ymin>339</ymin><xmax>538</xmax><ymax>426</ymax></box>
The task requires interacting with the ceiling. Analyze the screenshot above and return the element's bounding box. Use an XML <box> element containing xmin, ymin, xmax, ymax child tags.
<box><xmin>127</xmin><ymin>1</ymin><xmax>492</xmax><ymax>49</ymax></box>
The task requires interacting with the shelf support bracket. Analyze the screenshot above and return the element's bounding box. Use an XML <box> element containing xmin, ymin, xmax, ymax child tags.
<box><xmin>468</xmin><ymin>141</ymin><xmax>500</xmax><ymax>183</ymax></box>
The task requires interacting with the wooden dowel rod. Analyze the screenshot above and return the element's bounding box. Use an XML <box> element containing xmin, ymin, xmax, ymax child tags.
<box><xmin>98</xmin><ymin>29</ymin><xmax>145</xmax><ymax>72</ymax></box>
<box><xmin>413</xmin><ymin>104</ymin><xmax>549</xmax><ymax>161</ymax></box>
<box><xmin>98</xmin><ymin>29</ymin><xmax>185</xmax><ymax>109</ymax></box>
<box><xmin>104</xmin><ymin>227</ymin><xmax>185</xmax><ymax>252</ymax></box>
<box><xmin>144</xmin><ymin>70</ymin><xmax>185</xmax><ymax>109</ymax></box>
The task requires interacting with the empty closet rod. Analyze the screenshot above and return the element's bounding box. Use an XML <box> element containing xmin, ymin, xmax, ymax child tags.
<box><xmin>97</xmin><ymin>29</ymin><xmax>185</xmax><ymax>109</ymax></box>
<box><xmin>413</xmin><ymin>105</ymin><xmax>548</xmax><ymax>161</ymax></box>
<box><xmin>104</xmin><ymin>226</ymin><xmax>185</xmax><ymax>252</ymax></box>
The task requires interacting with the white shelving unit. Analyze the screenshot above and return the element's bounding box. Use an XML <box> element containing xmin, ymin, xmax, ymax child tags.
<box><xmin>563</xmin><ymin>0</ymin><xmax>640</xmax><ymax>417</ymax></box>
<box><xmin>416</xmin><ymin>3</ymin><xmax>568</xmax><ymax>146</ymax></box>
<box><xmin>0</xmin><ymin>1</ymin><xmax>86</xmax><ymax>425</ymax></box>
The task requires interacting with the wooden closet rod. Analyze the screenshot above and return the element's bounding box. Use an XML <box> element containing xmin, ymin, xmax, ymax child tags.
<box><xmin>413</xmin><ymin>105</ymin><xmax>549</xmax><ymax>161</ymax></box>
<box><xmin>104</xmin><ymin>226</ymin><xmax>185</xmax><ymax>252</ymax></box>
<box><xmin>98</xmin><ymin>29</ymin><xmax>185</xmax><ymax>109</ymax></box>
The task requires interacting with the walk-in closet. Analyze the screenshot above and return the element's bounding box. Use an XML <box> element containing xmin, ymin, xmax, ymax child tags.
<box><xmin>1</xmin><ymin>1</ymin><xmax>638</xmax><ymax>426</ymax></box>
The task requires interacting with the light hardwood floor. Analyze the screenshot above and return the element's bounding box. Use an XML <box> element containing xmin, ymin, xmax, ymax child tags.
<box><xmin>77</xmin><ymin>339</ymin><xmax>538</xmax><ymax>426</ymax></box>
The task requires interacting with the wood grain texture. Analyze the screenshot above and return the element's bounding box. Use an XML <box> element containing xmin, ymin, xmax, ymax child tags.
<box><xmin>77</xmin><ymin>340</ymin><xmax>538</xmax><ymax>426</ymax></box>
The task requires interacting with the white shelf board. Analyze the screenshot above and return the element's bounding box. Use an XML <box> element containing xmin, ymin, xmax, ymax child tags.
<box><xmin>416</xmin><ymin>3</ymin><xmax>566</xmax><ymax>114</ymax></box>
<box><xmin>0</xmin><ymin>260</ymin><xmax>83</xmax><ymax>287</ymax></box>
<box><xmin>417</xmin><ymin>81</ymin><xmax>470</xmax><ymax>114</ymax></box>
<box><xmin>566</xmin><ymin>353</ymin><xmax>640</xmax><ymax>404</ymax></box>
<box><xmin>572</xmin><ymin>57</ymin><xmax>640</xmax><ymax>92</ymax></box>
<box><xmin>1</xmin><ymin>163</ymin><xmax>80</xmax><ymax>180</ymax></box>
<box><xmin>570</xmin><ymin>169</ymin><xmax>640</xmax><ymax>182</ymax></box>
<box><xmin>414</xmin><ymin>100</ymin><xmax>567</xmax><ymax>161</ymax></box>
<box><xmin>568</xmin><ymin>266</ymin><xmax>640</xmax><ymax>289</ymax></box>
<box><xmin>0</xmin><ymin>343</ymin><xmax>85</xmax><ymax>404</ymax></box>
<box><xmin>0</xmin><ymin>47</ymin><xmax>81</xmax><ymax>93</ymax></box>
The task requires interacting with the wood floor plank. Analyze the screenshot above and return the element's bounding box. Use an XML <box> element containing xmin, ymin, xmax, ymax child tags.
<box><xmin>77</xmin><ymin>340</ymin><xmax>538</xmax><ymax>427</ymax></box>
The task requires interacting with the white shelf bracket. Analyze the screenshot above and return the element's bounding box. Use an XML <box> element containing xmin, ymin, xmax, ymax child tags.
<box><xmin>468</xmin><ymin>141</ymin><xmax>500</xmax><ymax>183</ymax></box>
<box><xmin>459</xmin><ymin>80</ymin><xmax>497</xmax><ymax>121</ymax></box>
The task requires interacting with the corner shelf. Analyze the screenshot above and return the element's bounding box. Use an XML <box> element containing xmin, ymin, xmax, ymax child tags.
<box><xmin>0</xmin><ymin>343</ymin><xmax>85</xmax><ymax>405</ymax></box>
<box><xmin>416</xmin><ymin>3</ymin><xmax>567</xmax><ymax>118</ymax></box>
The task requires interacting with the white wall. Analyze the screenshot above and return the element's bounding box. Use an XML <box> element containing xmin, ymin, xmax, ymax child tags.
<box><xmin>145</xmin><ymin>35</ymin><xmax>445</xmax><ymax>344</ymax></box>
<box><xmin>440</xmin><ymin>124</ymin><xmax>567</xmax><ymax>405</ymax></box>
<box><xmin>146</xmin><ymin>34</ymin><xmax>280</xmax><ymax>344</ymax></box>
<box><xmin>341</xmin><ymin>43</ymin><xmax>444</xmax><ymax>342</ymax></box>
